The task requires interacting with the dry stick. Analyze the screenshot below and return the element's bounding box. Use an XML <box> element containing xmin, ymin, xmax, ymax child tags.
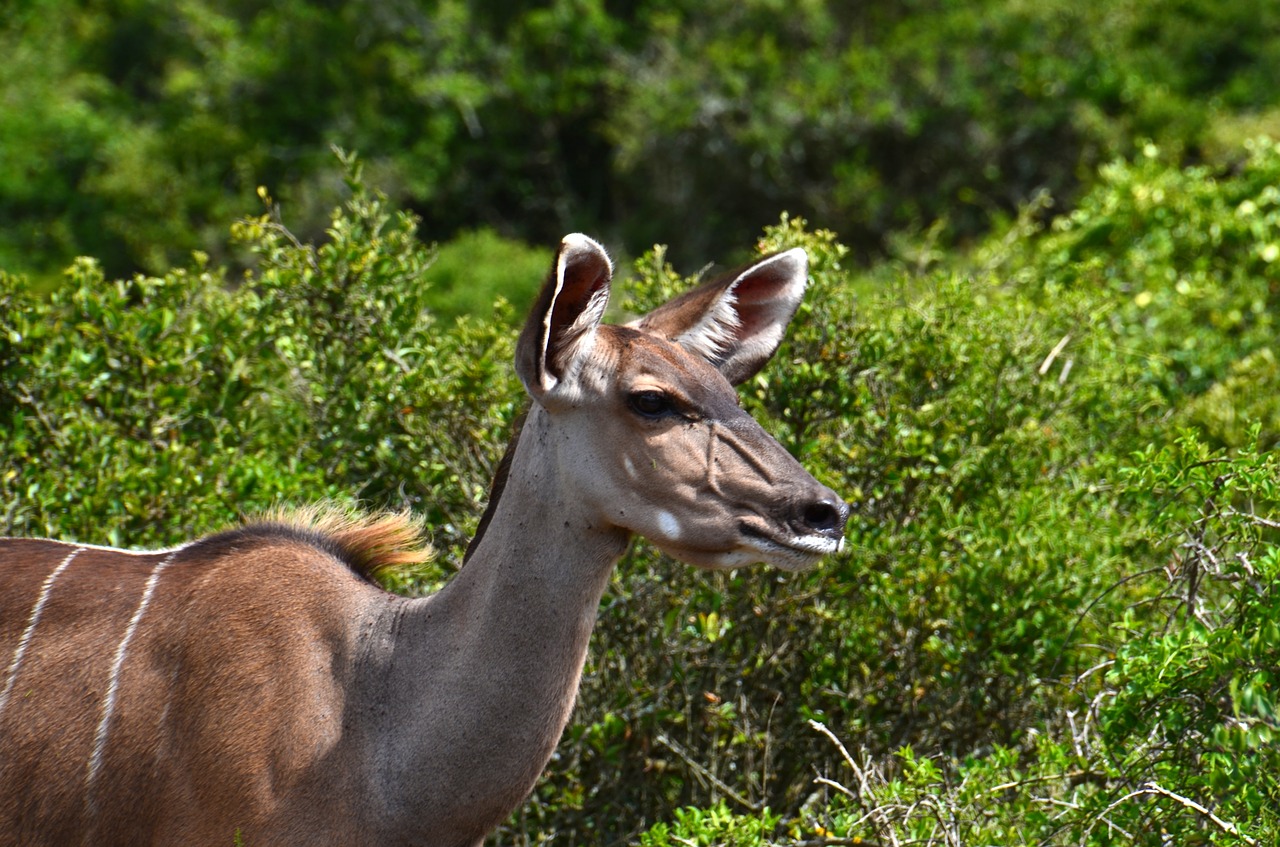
<box><xmin>809</xmin><ymin>721</ymin><xmax>903</xmax><ymax>847</ymax></box>
<box><xmin>1039</xmin><ymin>334</ymin><xmax>1072</xmax><ymax>376</ymax></box>
<box><xmin>653</xmin><ymin>732</ymin><xmax>761</xmax><ymax>813</ymax></box>
<box><xmin>814</xmin><ymin>776</ymin><xmax>858</xmax><ymax>800</ymax></box>
<box><xmin>761</xmin><ymin>693</ymin><xmax>782</xmax><ymax>834</ymax></box>
<box><xmin>983</xmin><ymin>770</ymin><xmax>1111</xmax><ymax>797</ymax></box>
<box><xmin>1143</xmin><ymin>782</ymin><xmax>1258</xmax><ymax>846</ymax></box>
<box><xmin>808</xmin><ymin>719</ymin><xmax>857</xmax><ymax>772</ymax></box>
<box><xmin>1082</xmin><ymin>783</ymin><xmax>1257</xmax><ymax>847</ymax></box>
<box><xmin>1224</xmin><ymin>509</ymin><xmax>1280</xmax><ymax>531</ymax></box>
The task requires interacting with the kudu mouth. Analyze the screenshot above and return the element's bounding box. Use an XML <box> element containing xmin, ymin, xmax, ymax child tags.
<box><xmin>736</xmin><ymin>485</ymin><xmax>850</xmax><ymax>570</ymax></box>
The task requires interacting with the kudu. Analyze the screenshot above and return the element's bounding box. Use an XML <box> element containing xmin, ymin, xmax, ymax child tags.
<box><xmin>0</xmin><ymin>234</ymin><xmax>848</xmax><ymax>846</ymax></box>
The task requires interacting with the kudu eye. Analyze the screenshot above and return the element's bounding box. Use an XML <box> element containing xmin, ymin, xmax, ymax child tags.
<box><xmin>628</xmin><ymin>390</ymin><xmax>674</xmax><ymax>419</ymax></box>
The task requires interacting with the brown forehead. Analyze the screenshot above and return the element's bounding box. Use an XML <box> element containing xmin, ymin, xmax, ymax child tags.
<box><xmin>599</xmin><ymin>325</ymin><xmax>740</xmax><ymax>408</ymax></box>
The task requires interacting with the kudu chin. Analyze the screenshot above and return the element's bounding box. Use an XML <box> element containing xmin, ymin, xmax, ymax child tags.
<box><xmin>0</xmin><ymin>233</ymin><xmax>847</xmax><ymax>846</ymax></box>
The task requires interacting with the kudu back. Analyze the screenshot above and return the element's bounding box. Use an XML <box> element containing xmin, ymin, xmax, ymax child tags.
<box><xmin>0</xmin><ymin>235</ymin><xmax>847</xmax><ymax>846</ymax></box>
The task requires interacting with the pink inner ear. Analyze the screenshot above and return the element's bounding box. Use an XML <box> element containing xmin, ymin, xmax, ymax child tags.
<box><xmin>735</xmin><ymin>305</ymin><xmax>772</xmax><ymax>340</ymax></box>
<box><xmin>549</xmin><ymin>267</ymin><xmax>608</xmax><ymax>351</ymax></box>
<box><xmin>544</xmin><ymin>245</ymin><xmax>612</xmax><ymax>379</ymax></box>
<box><xmin>728</xmin><ymin>265</ymin><xmax>794</xmax><ymax>336</ymax></box>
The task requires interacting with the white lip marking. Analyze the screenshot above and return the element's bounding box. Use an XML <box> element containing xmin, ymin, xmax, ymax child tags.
<box><xmin>656</xmin><ymin>510</ymin><xmax>681</xmax><ymax>540</ymax></box>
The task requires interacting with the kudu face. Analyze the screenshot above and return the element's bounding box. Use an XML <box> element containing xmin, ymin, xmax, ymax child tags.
<box><xmin>516</xmin><ymin>234</ymin><xmax>848</xmax><ymax>571</ymax></box>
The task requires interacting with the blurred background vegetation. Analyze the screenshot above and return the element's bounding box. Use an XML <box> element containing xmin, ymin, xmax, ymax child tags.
<box><xmin>3</xmin><ymin>1</ymin><xmax>1279</xmax><ymax>845</ymax></box>
<box><xmin>5</xmin><ymin>0</ymin><xmax>1280</xmax><ymax>283</ymax></box>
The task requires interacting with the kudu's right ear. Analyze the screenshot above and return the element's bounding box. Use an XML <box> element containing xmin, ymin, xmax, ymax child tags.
<box><xmin>516</xmin><ymin>233</ymin><xmax>613</xmax><ymax>400</ymax></box>
<box><xmin>632</xmin><ymin>248</ymin><xmax>809</xmax><ymax>385</ymax></box>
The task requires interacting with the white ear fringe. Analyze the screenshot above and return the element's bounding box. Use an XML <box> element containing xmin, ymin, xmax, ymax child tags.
<box><xmin>675</xmin><ymin>247</ymin><xmax>808</xmax><ymax>369</ymax></box>
<box><xmin>537</xmin><ymin>234</ymin><xmax>613</xmax><ymax>394</ymax></box>
<box><xmin>674</xmin><ymin>287</ymin><xmax>743</xmax><ymax>364</ymax></box>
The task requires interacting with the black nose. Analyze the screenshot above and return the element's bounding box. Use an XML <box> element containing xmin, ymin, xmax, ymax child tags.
<box><xmin>799</xmin><ymin>493</ymin><xmax>850</xmax><ymax>540</ymax></box>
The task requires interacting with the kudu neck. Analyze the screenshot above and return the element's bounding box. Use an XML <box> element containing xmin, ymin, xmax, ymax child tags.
<box><xmin>361</xmin><ymin>404</ymin><xmax>629</xmax><ymax>842</ymax></box>
<box><xmin>461</xmin><ymin>402</ymin><xmax>631</xmax><ymax>583</ymax></box>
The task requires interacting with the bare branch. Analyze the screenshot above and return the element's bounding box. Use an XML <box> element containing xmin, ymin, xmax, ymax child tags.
<box><xmin>1081</xmin><ymin>783</ymin><xmax>1257</xmax><ymax>846</ymax></box>
<box><xmin>654</xmin><ymin>733</ymin><xmax>761</xmax><ymax>813</ymax></box>
<box><xmin>1039</xmin><ymin>334</ymin><xmax>1072</xmax><ymax>375</ymax></box>
<box><xmin>1143</xmin><ymin>782</ymin><xmax>1258</xmax><ymax>846</ymax></box>
<box><xmin>1222</xmin><ymin>508</ymin><xmax>1280</xmax><ymax>531</ymax></box>
<box><xmin>809</xmin><ymin>720</ymin><xmax>858</xmax><ymax>773</ymax></box>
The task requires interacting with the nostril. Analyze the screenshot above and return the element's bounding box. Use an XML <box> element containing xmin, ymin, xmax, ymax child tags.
<box><xmin>802</xmin><ymin>499</ymin><xmax>847</xmax><ymax>536</ymax></box>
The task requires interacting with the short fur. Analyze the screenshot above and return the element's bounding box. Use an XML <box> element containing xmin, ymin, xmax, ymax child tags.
<box><xmin>0</xmin><ymin>234</ymin><xmax>846</xmax><ymax>847</ymax></box>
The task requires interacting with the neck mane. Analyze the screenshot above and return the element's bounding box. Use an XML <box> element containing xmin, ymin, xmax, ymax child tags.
<box><xmin>462</xmin><ymin>406</ymin><xmax>528</xmax><ymax>565</ymax></box>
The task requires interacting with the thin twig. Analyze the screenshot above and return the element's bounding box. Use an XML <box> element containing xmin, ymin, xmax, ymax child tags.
<box><xmin>1222</xmin><ymin>509</ymin><xmax>1280</xmax><ymax>531</ymax></box>
<box><xmin>809</xmin><ymin>720</ymin><xmax>857</xmax><ymax>772</ymax></box>
<box><xmin>654</xmin><ymin>732</ymin><xmax>761</xmax><ymax>812</ymax></box>
<box><xmin>1143</xmin><ymin>782</ymin><xmax>1258</xmax><ymax>845</ymax></box>
<box><xmin>814</xmin><ymin>776</ymin><xmax>857</xmax><ymax>799</ymax></box>
<box><xmin>1039</xmin><ymin>334</ymin><xmax>1072</xmax><ymax>376</ymax></box>
<box><xmin>983</xmin><ymin>770</ymin><xmax>1110</xmax><ymax>796</ymax></box>
<box><xmin>12</xmin><ymin>382</ymin><xmax>63</xmax><ymax>442</ymax></box>
<box><xmin>1081</xmin><ymin>783</ymin><xmax>1257</xmax><ymax>846</ymax></box>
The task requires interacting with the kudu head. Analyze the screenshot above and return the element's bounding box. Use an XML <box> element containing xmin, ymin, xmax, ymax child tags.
<box><xmin>513</xmin><ymin>234</ymin><xmax>848</xmax><ymax>571</ymax></box>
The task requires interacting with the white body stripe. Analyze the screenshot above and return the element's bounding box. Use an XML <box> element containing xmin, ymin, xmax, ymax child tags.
<box><xmin>0</xmin><ymin>547</ymin><xmax>83</xmax><ymax>719</ymax></box>
<box><xmin>23</xmin><ymin>537</ymin><xmax>190</xmax><ymax>556</ymax></box>
<box><xmin>85</xmin><ymin>551</ymin><xmax>177</xmax><ymax>808</ymax></box>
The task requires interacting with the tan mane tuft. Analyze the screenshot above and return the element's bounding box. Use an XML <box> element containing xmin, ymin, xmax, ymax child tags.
<box><xmin>253</xmin><ymin>503</ymin><xmax>434</xmax><ymax>581</ymax></box>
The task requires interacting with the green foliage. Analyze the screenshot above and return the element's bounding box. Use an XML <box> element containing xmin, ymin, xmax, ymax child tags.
<box><xmin>633</xmin><ymin>434</ymin><xmax>1278</xmax><ymax>845</ymax></box>
<box><xmin>638</xmin><ymin>803</ymin><xmax>780</xmax><ymax>847</ymax></box>
<box><xmin>1018</xmin><ymin>139</ymin><xmax>1280</xmax><ymax>405</ymax></box>
<box><xmin>1</xmin><ymin>153</ymin><xmax>518</xmax><ymax>566</ymax></box>
<box><xmin>3</xmin><ymin>146</ymin><xmax>1278</xmax><ymax>846</ymax></box>
<box><xmin>0</xmin><ymin>253</ymin><xmax>294</xmax><ymax>544</ymax></box>
<box><xmin>1098</xmin><ymin>431</ymin><xmax>1280</xmax><ymax>839</ymax></box>
<box><xmin>522</xmin><ymin>146</ymin><xmax>1280</xmax><ymax>843</ymax></box>
<box><xmin>3</xmin><ymin>0</ymin><xmax>1279</xmax><ymax>280</ymax></box>
<box><xmin>421</xmin><ymin>228</ymin><xmax>550</xmax><ymax>325</ymax></box>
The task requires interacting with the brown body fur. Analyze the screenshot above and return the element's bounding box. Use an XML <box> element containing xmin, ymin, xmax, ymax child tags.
<box><xmin>0</xmin><ymin>531</ymin><xmax>381</xmax><ymax>845</ymax></box>
<box><xmin>0</xmin><ymin>234</ymin><xmax>846</xmax><ymax>847</ymax></box>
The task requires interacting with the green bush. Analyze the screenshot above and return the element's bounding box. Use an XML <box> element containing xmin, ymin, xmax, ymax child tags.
<box><xmin>3</xmin><ymin>144</ymin><xmax>1277</xmax><ymax>846</ymax></box>
<box><xmin>4</xmin><ymin>0</ymin><xmax>1279</xmax><ymax>278</ymax></box>
<box><xmin>2</xmin><ymin>153</ymin><xmax>519</xmax><ymax>568</ymax></box>
<box><xmin>521</xmin><ymin>144</ymin><xmax>1279</xmax><ymax>843</ymax></box>
<box><xmin>421</xmin><ymin>228</ymin><xmax>550</xmax><ymax>325</ymax></box>
<box><xmin>638</xmin><ymin>431</ymin><xmax>1278</xmax><ymax>846</ymax></box>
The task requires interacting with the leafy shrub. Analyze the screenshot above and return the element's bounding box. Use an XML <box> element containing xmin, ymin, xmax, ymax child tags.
<box><xmin>516</xmin><ymin>144</ymin><xmax>1280</xmax><ymax>843</ymax></box>
<box><xmin>4</xmin><ymin>0</ymin><xmax>1280</xmax><ymax>278</ymax></box>
<box><xmin>636</xmin><ymin>430</ymin><xmax>1279</xmax><ymax>846</ymax></box>
<box><xmin>2</xmin><ymin>154</ymin><xmax>519</xmax><ymax>569</ymax></box>
<box><xmin>3</xmin><ymin>144</ymin><xmax>1277</xmax><ymax>847</ymax></box>
<box><xmin>1015</xmin><ymin>139</ymin><xmax>1280</xmax><ymax>405</ymax></box>
<box><xmin>421</xmin><ymin>228</ymin><xmax>550</xmax><ymax>325</ymax></box>
<box><xmin>638</xmin><ymin>803</ymin><xmax>780</xmax><ymax>847</ymax></box>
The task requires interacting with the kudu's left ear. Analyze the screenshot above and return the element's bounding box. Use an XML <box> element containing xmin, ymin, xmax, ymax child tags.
<box><xmin>632</xmin><ymin>248</ymin><xmax>809</xmax><ymax>385</ymax></box>
<box><xmin>516</xmin><ymin>233</ymin><xmax>614</xmax><ymax>399</ymax></box>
